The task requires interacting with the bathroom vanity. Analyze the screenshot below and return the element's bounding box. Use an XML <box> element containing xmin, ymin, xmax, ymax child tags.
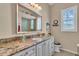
<box><xmin>13</xmin><ymin>36</ymin><xmax>54</xmax><ymax>56</ymax></box>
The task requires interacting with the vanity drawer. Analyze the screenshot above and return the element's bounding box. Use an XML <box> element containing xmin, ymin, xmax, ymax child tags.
<box><xmin>13</xmin><ymin>46</ymin><xmax>36</xmax><ymax>56</ymax></box>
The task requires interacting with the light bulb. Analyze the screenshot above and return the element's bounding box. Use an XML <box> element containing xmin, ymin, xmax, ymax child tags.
<box><xmin>29</xmin><ymin>3</ymin><xmax>42</xmax><ymax>10</ymax></box>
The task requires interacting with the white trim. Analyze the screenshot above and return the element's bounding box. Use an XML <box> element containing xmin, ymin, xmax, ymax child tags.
<box><xmin>61</xmin><ymin>6</ymin><xmax>77</xmax><ymax>32</ymax></box>
<box><xmin>61</xmin><ymin>48</ymin><xmax>77</xmax><ymax>54</ymax></box>
<box><xmin>17</xmin><ymin>4</ymin><xmax>19</xmax><ymax>33</ymax></box>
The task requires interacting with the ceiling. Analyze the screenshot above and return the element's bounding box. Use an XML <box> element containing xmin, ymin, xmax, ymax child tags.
<box><xmin>48</xmin><ymin>3</ymin><xmax>54</xmax><ymax>6</ymax></box>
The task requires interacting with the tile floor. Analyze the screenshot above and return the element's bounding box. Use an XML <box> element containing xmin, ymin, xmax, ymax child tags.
<box><xmin>54</xmin><ymin>50</ymin><xmax>75</xmax><ymax>56</ymax></box>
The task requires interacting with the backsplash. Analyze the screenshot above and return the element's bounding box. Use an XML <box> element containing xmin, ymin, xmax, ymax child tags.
<box><xmin>0</xmin><ymin>37</ymin><xmax>20</xmax><ymax>44</ymax></box>
<box><xmin>0</xmin><ymin>33</ymin><xmax>45</xmax><ymax>44</ymax></box>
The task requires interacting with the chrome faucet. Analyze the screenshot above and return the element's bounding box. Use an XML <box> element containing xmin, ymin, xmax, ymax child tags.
<box><xmin>22</xmin><ymin>35</ymin><xmax>26</xmax><ymax>42</ymax></box>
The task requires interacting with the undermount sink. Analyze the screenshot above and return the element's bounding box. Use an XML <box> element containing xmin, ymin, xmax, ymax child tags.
<box><xmin>32</xmin><ymin>38</ymin><xmax>43</xmax><ymax>43</ymax></box>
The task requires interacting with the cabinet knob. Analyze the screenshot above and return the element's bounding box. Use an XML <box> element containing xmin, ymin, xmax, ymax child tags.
<box><xmin>25</xmin><ymin>52</ymin><xmax>28</xmax><ymax>54</ymax></box>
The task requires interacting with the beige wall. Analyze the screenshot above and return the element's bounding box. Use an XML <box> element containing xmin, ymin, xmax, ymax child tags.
<box><xmin>11</xmin><ymin>4</ymin><xmax>17</xmax><ymax>34</ymax></box>
<box><xmin>0</xmin><ymin>4</ymin><xmax>13</xmax><ymax>36</ymax></box>
<box><xmin>0</xmin><ymin>3</ymin><xmax>50</xmax><ymax>37</ymax></box>
<box><xmin>39</xmin><ymin>3</ymin><xmax>51</xmax><ymax>33</ymax></box>
<box><xmin>51</xmin><ymin>3</ymin><xmax>79</xmax><ymax>53</ymax></box>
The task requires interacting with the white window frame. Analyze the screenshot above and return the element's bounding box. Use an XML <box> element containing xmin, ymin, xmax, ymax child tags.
<box><xmin>61</xmin><ymin>6</ymin><xmax>77</xmax><ymax>32</ymax></box>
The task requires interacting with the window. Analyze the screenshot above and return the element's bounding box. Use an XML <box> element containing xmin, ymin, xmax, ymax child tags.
<box><xmin>37</xmin><ymin>17</ymin><xmax>42</xmax><ymax>31</ymax></box>
<box><xmin>30</xmin><ymin>19</ymin><xmax>35</xmax><ymax>31</ymax></box>
<box><xmin>21</xmin><ymin>17</ymin><xmax>28</xmax><ymax>31</ymax></box>
<box><xmin>61</xmin><ymin>6</ymin><xmax>77</xmax><ymax>32</ymax></box>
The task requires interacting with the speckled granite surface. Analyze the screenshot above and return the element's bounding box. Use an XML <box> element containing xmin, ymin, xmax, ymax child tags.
<box><xmin>0</xmin><ymin>36</ymin><xmax>49</xmax><ymax>56</ymax></box>
<box><xmin>0</xmin><ymin>38</ymin><xmax>34</xmax><ymax>56</ymax></box>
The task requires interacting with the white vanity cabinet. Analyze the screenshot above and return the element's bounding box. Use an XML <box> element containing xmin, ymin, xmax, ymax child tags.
<box><xmin>36</xmin><ymin>38</ymin><xmax>54</xmax><ymax>56</ymax></box>
<box><xmin>13</xmin><ymin>37</ymin><xmax>54</xmax><ymax>56</ymax></box>
<box><xmin>23</xmin><ymin>46</ymin><xmax>36</xmax><ymax>56</ymax></box>
<box><xmin>49</xmin><ymin>37</ymin><xmax>54</xmax><ymax>56</ymax></box>
<box><xmin>43</xmin><ymin>38</ymin><xmax>54</xmax><ymax>56</ymax></box>
<box><xmin>13</xmin><ymin>46</ymin><xmax>36</xmax><ymax>56</ymax></box>
<box><xmin>36</xmin><ymin>42</ymin><xmax>44</xmax><ymax>56</ymax></box>
<box><xmin>36</xmin><ymin>40</ymin><xmax>49</xmax><ymax>56</ymax></box>
<box><xmin>43</xmin><ymin>39</ymin><xmax>50</xmax><ymax>56</ymax></box>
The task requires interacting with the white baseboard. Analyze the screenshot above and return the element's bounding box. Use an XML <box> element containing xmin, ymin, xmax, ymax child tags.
<box><xmin>61</xmin><ymin>48</ymin><xmax>77</xmax><ymax>55</ymax></box>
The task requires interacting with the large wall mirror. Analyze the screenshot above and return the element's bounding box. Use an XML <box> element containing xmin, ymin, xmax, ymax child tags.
<box><xmin>17</xmin><ymin>4</ymin><xmax>42</xmax><ymax>33</ymax></box>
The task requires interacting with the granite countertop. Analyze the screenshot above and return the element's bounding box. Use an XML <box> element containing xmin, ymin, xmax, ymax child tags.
<box><xmin>0</xmin><ymin>37</ymin><xmax>50</xmax><ymax>56</ymax></box>
<box><xmin>0</xmin><ymin>38</ymin><xmax>33</xmax><ymax>56</ymax></box>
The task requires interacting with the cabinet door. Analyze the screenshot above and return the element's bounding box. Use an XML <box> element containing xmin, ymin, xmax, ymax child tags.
<box><xmin>42</xmin><ymin>38</ymin><xmax>54</xmax><ymax>56</ymax></box>
<box><xmin>24</xmin><ymin>46</ymin><xmax>36</xmax><ymax>56</ymax></box>
<box><xmin>36</xmin><ymin>43</ymin><xmax>43</xmax><ymax>56</ymax></box>
<box><xmin>42</xmin><ymin>40</ymin><xmax>49</xmax><ymax>56</ymax></box>
<box><xmin>49</xmin><ymin>38</ymin><xmax>54</xmax><ymax>56</ymax></box>
<box><xmin>13</xmin><ymin>46</ymin><xmax>36</xmax><ymax>56</ymax></box>
<box><xmin>42</xmin><ymin>42</ymin><xmax>46</xmax><ymax>56</ymax></box>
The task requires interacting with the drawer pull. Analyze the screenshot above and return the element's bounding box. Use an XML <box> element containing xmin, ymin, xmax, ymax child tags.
<box><xmin>25</xmin><ymin>52</ymin><xmax>28</xmax><ymax>54</ymax></box>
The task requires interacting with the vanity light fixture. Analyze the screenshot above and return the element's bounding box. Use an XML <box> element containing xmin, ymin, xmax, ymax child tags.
<box><xmin>30</xmin><ymin>3</ymin><xmax>42</xmax><ymax>10</ymax></box>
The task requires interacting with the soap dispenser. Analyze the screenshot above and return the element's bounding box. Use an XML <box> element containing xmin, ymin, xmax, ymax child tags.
<box><xmin>22</xmin><ymin>35</ymin><xmax>26</xmax><ymax>42</ymax></box>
